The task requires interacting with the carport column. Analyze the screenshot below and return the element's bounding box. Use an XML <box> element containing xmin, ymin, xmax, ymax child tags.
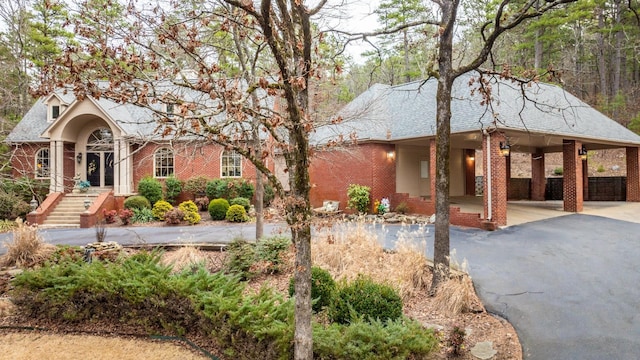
<box><xmin>531</xmin><ymin>149</ymin><xmax>546</xmax><ymax>201</ymax></box>
<box><xmin>429</xmin><ymin>139</ymin><xmax>436</xmax><ymax>200</ymax></box>
<box><xmin>482</xmin><ymin>132</ymin><xmax>508</xmax><ymax>226</ymax></box>
<box><xmin>562</xmin><ymin>140</ymin><xmax>583</xmax><ymax>212</ymax></box>
<box><xmin>625</xmin><ymin>147</ymin><xmax>640</xmax><ymax>201</ymax></box>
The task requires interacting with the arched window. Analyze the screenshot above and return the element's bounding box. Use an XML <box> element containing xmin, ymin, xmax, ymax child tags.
<box><xmin>35</xmin><ymin>148</ymin><xmax>50</xmax><ymax>178</ymax></box>
<box><xmin>221</xmin><ymin>150</ymin><xmax>242</xmax><ymax>177</ymax></box>
<box><xmin>154</xmin><ymin>147</ymin><xmax>174</xmax><ymax>178</ymax></box>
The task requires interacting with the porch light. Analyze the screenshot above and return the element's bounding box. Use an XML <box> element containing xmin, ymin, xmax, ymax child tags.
<box><xmin>499</xmin><ymin>142</ymin><xmax>511</xmax><ymax>157</ymax></box>
<box><xmin>29</xmin><ymin>197</ymin><xmax>38</xmax><ymax>212</ymax></box>
<box><xmin>387</xmin><ymin>150</ymin><xmax>395</xmax><ymax>160</ymax></box>
<box><xmin>578</xmin><ymin>145</ymin><xmax>588</xmax><ymax>160</ymax></box>
<box><xmin>76</xmin><ymin>152</ymin><xmax>83</xmax><ymax>164</ymax></box>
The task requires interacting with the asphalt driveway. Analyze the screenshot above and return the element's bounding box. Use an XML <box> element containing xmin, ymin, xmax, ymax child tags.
<box><xmin>2</xmin><ymin>215</ymin><xmax>640</xmax><ymax>359</ymax></box>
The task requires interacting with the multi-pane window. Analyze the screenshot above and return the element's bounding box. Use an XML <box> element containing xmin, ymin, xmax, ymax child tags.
<box><xmin>154</xmin><ymin>147</ymin><xmax>174</xmax><ymax>178</ymax></box>
<box><xmin>221</xmin><ymin>150</ymin><xmax>241</xmax><ymax>177</ymax></box>
<box><xmin>35</xmin><ymin>148</ymin><xmax>50</xmax><ymax>178</ymax></box>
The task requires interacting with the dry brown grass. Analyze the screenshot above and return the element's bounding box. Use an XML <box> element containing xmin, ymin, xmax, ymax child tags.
<box><xmin>1</xmin><ymin>219</ymin><xmax>55</xmax><ymax>268</ymax></box>
<box><xmin>160</xmin><ymin>246</ymin><xmax>216</xmax><ymax>273</ymax></box>
<box><xmin>0</xmin><ymin>298</ymin><xmax>15</xmax><ymax>317</ymax></box>
<box><xmin>432</xmin><ymin>275</ymin><xmax>478</xmax><ymax>315</ymax></box>
<box><xmin>312</xmin><ymin>220</ymin><xmax>432</xmax><ymax>300</ymax></box>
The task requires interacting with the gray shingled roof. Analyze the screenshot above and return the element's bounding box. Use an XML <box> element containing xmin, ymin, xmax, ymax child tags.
<box><xmin>6</xmin><ymin>83</ymin><xmax>273</xmax><ymax>143</ymax></box>
<box><xmin>312</xmin><ymin>71</ymin><xmax>640</xmax><ymax>146</ymax></box>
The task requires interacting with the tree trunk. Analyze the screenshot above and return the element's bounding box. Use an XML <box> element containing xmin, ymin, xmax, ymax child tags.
<box><xmin>254</xmin><ymin>132</ymin><xmax>264</xmax><ymax>240</ymax></box>
<box><xmin>403</xmin><ymin>29</ymin><xmax>411</xmax><ymax>83</ymax></box>
<box><xmin>596</xmin><ymin>6</ymin><xmax>608</xmax><ymax>99</ymax></box>
<box><xmin>534</xmin><ymin>0</ymin><xmax>543</xmax><ymax>69</ymax></box>
<box><xmin>612</xmin><ymin>0</ymin><xmax>624</xmax><ymax>100</ymax></box>
<box><xmin>430</xmin><ymin>0</ymin><xmax>458</xmax><ymax>294</ymax></box>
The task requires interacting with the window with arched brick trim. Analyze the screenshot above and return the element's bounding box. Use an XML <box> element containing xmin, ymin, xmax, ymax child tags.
<box><xmin>154</xmin><ymin>147</ymin><xmax>174</xmax><ymax>178</ymax></box>
<box><xmin>35</xmin><ymin>148</ymin><xmax>50</xmax><ymax>179</ymax></box>
<box><xmin>221</xmin><ymin>150</ymin><xmax>241</xmax><ymax>177</ymax></box>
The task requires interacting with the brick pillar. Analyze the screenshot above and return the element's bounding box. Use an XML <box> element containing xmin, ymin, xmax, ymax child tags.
<box><xmin>430</xmin><ymin>139</ymin><xmax>436</xmax><ymax>200</ymax></box>
<box><xmin>482</xmin><ymin>132</ymin><xmax>508</xmax><ymax>226</ymax></box>
<box><xmin>562</xmin><ymin>140</ymin><xmax>583</xmax><ymax>212</ymax></box>
<box><xmin>582</xmin><ymin>157</ymin><xmax>589</xmax><ymax>201</ymax></box>
<box><xmin>531</xmin><ymin>149</ymin><xmax>546</xmax><ymax>201</ymax></box>
<box><xmin>465</xmin><ymin>149</ymin><xmax>476</xmax><ymax>196</ymax></box>
<box><xmin>626</xmin><ymin>147</ymin><xmax>640</xmax><ymax>202</ymax></box>
<box><xmin>506</xmin><ymin>154</ymin><xmax>511</xmax><ymax>199</ymax></box>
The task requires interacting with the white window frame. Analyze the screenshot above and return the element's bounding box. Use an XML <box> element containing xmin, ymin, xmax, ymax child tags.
<box><xmin>221</xmin><ymin>150</ymin><xmax>242</xmax><ymax>178</ymax></box>
<box><xmin>35</xmin><ymin>148</ymin><xmax>50</xmax><ymax>179</ymax></box>
<box><xmin>154</xmin><ymin>147</ymin><xmax>174</xmax><ymax>178</ymax></box>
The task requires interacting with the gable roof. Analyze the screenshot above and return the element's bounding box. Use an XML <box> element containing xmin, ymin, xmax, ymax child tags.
<box><xmin>313</xmin><ymin>71</ymin><xmax>640</xmax><ymax>148</ymax></box>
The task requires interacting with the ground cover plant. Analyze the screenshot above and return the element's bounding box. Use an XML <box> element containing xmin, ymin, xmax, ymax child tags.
<box><xmin>0</xmin><ymin>220</ymin><xmax>522</xmax><ymax>359</ymax></box>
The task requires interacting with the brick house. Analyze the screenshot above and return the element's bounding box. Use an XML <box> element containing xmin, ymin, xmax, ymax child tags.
<box><xmin>309</xmin><ymin>71</ymin><xmax>640</xmax><ymax>228</ymax></box>
<box><xmin>7</xmin><ymin>88</ymin><xmax>274</xmax><ymax>227</ymax></box>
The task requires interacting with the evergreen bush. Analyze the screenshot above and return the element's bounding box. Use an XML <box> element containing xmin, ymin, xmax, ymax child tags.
<box><xmin>255</xmin><ymin>235</ymin><xmax>291</xmax><ymax>273</ymax></box>
<box><xmin>0</xmin><ymin>191</ymin><xmax>30</xmax><ymax>220</ymax></box>
<box><xmin>263</xmin><ymin>183</ymin><xmax>275</xmax><ymax>207</ymax></box>
<box><xmin>230</xmin><ymin>197</ymin><xmax>251</xmax><ymax>212</ymax></box>
<box><xmin>205</xmin><ymin>179</ymin><xmax>227</xmax><ymax>200</ymax></box>
<box><xmin>223</xmin><ymin>238</ymin><xmax>256</xmax><ymax>279</ymax></box>
<box><xmin>152</xmin><ymin>200</ymin><xmax>173</xmax><ymax>220</ymax></box>
<box><xmin>124</xmin><ymin>195</ymin><xmax>151</xmax><ymax>210</ymax></box>
<box><xmin>346</xmin><ymin>184</ymin><xmax>371</xmax><ymax>214</ymax></box>
<box><xmin>226</xmin><ymin>204</ymin><xmax>248</xmax><ymax>222</ymax></box>
<box><xmin>138</xmin><ymin>176</ymin><xmax>163</xmax><ymax>205</ymax></box>
<box><xmin>289</xmin><ymin>266</ymin><xmax>336</xmax><ymax>313</ymax></box>
<box><xmin>178</xmin><ymin>200</ymin><xmax>201</xmax><ymax>224</ymax></box>
<box><xmin>330</xmin><ymin>276</ymin><xmax>403</xmax><ymax>324</ymax></box>
<box><xmin>208</xmin><ymin>198</ymin><xmax>230</xmax><ymax>220</ymax></box>
<box><xmin>164</xmin><ymin>175</ymin><xmax>183</xmax><ymax>205</ymax></box>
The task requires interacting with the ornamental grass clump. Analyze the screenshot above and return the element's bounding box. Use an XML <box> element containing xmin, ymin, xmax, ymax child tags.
<box><xmin>1</xmin><ymin>218</ymin><xmax>54</xmax><ymax>268</ymax></box>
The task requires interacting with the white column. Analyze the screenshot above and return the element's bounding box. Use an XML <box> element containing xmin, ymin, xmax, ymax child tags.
<box><xmin>113</xmin><ymin>139</ymin><xmax>121</xmax><ymax>194</ymax></box>
<box><xmin>55</xmin><ymin>141</ymin><xmax>64</xmax><ymax>192</ymax></box>
<box><xmin>115</xmin><ymin>138</ymin><xmax>132</xmax><ymax>194</ymax></box>
<box><xmin>49</xmin><ymin>141</ymin><xmax>56</xmax><ymax>193</ymax></box>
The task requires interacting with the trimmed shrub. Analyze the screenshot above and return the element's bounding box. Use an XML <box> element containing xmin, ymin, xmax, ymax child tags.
<box><xmin>124</xmin><ymin>195</ymin><xmax>151</xmax><ymax>210</ymax></box>
<box><xmin>195</xmin><ymin>196</ymin><xmax>209</xmax><ymax>211</ymax></box>
<box><xmin>226</xmin><ymin>204</ymin><xmax>248</xmax><ymax>222</ymax></box>
<box><xmin>131</xmin><ymin>207</ymin><xmax>155</xmax><ymax>223</ymax></box>
<box><xmin>165</xmin><ymin>208</ymin><xmax>185</xmax><ymax>225</ymax></box>
<box><xmin>178</xmin><ymin>200</ymin><xmax>201</xmax><ymax>225</ymax></box>
<box><xmin>152</xmin><ymin>200</ymin><xmax>173</xmax><ymax>220</ymax></box>
<box><xmin>164</xmin><ymin>175</ymin><xmax>183</xmax><ymax>205</ymax></box>
<box><xmin>138</xmin><ymin>176</ymin><xmax>163</xmax><ymax>205</ymax></box>
<box><xmin>289</xmin><ymin>266</ymin><xmax>336</xmax><ymax>313</ymax></box>
<box><xmin>230</xmin><ymin>197</ymin><xmax>251</xmax><ymax>212</ymax></box>
<box><xmin>184</xmin><ymin>175</ymin><xmax>208</xmax><ymax>197</ymax></box>
<box><xmin>330</xmin><ymin>276</ymin><xmax>403</xmax><ymax>324</ymax></box>
<box><xmin>0</xmin><ymin>191</ymin><xmax>31</xmax><ymax>220</ymax></box>
<box><xmin>223</xmin><ymin>238</ymin><xmax>256</xmax><ymax>279</ymax></box>
<box><xmin>347</xmin><ymin>184</ymin><xmax>371</xmax><ymax>214</ymax></box>
<box><xmin>206</xmin><ymin>178</ymin><xmax>255</xmax><ymax>200</ymax></box>
<box><xmin>208</xmin><ymin>198</ymin><xmax>230</xmax><ymax>220</ymax></box>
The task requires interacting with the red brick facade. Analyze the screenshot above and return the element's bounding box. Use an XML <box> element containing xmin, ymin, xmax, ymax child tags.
<box><xmin>626</xmin><ymin>147</ymin><xmax>640</xmax><ymax>201</ymax></box>
<box><xmin>562</xmin><ymin>139</ymin><xmax>583</xmax><ymax>212</ymax></box>
<box><xmin>309</xmin><ymin>143</ymin><xmax>396</xmax><ymax>211</ymax></box>
<box><xmin>131</xmin><ymin>142</ymin><xmax>267</xmax><ymax>191</ymax></box>
<box><xmin>482</xmin><ymin>132</ymin><xmax>508</xmax><ymax>226</ymax></box>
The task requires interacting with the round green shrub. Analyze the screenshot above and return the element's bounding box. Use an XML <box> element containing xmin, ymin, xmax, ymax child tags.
<box><xmin>330</xmin><ymin>276</ymin><xmax>403</xmax><ymax>324</ymax></box>
<box><xmin>230</xmin><ymin>197</ymin><xmax>251</xmax><ymax>212</ymax></box>
<box><xmin>236</xmin><ymin>180</ymin><xmax>255</xmax><ymax>200</ymax></box>
<box><xmin>124</xmin><ymin>195</ymin><xmax>151</xmax><ymax>210</ymax></box>
<box><xmin>289</xmin><ymin>266</ymin><xmax>336</xmax><ymax>313</ymax></box>
<box><xmin>226</xmin><ymin>204</ymin><xmax>248</xmax><ymax>222</ymax></box>
<box><xmin>208</xmin><ymin>198</ymin><xmax>230</xmax><ymax>220</ymax></box>
<box><xmin>164</xmin><ymin>175</ymin><xmax>183</xmax><ymax>205</ymax></box>
<box><xmin>138</xmin><ymin>176</ymin><xmax>163</xmax><ymax>205</ymax></box>
<box><xmin>178</xmin><ymin>200</ymin><xmax>201</xmax><ymax>225</ymax></box>
<box><xmin>152</xmin><ymin>200</ymin><xmax>173</xmax><ymax>220</ymax></box>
